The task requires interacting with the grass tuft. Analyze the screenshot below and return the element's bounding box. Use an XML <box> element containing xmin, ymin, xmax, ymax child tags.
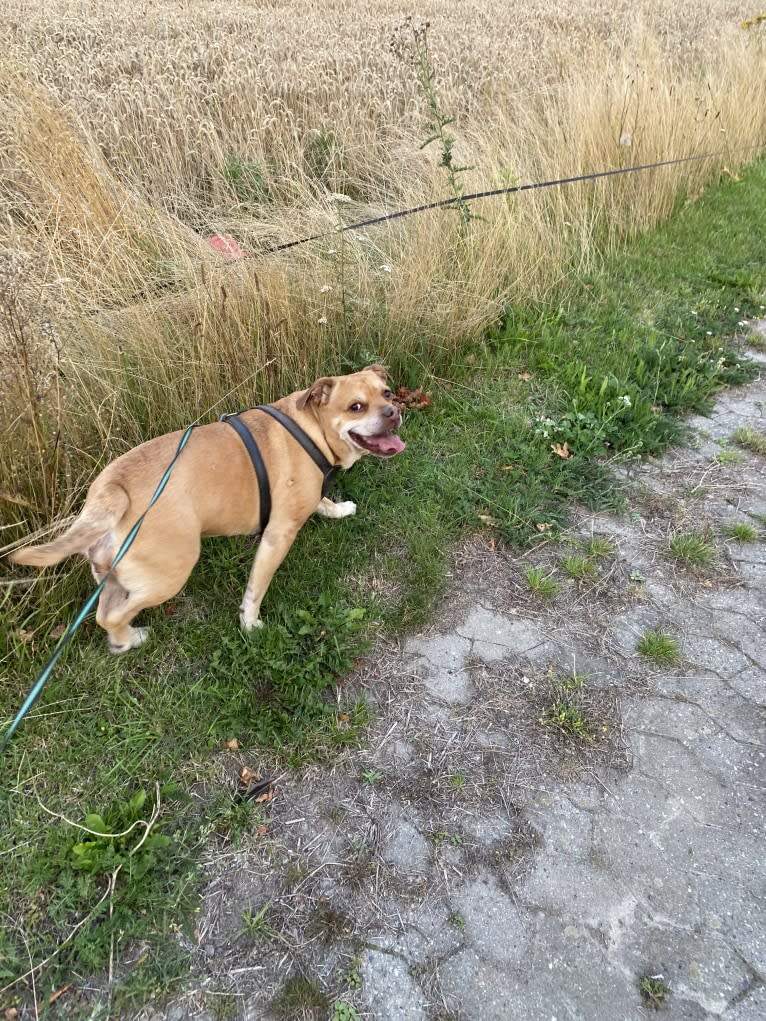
<box><xmin>273</xmin><ymin>974</ymin><xmax>329</xmax><ymax>1021</ymax></box>
<box><xmin>667</xmin><ymin>531</ymin><xmax>717</xmax><ymax>567</ymax></box>
<box><xmin>585</xmin><ymin>536</ymin><xmax>616</xmax><ymax>559</ymax></box>
<box><xmin>561</xmin><ymin>554</ymin><xmax>598</xmax><ymax>579</ymax></box>
<box><xmin>726</xmin><ymin>521</ymin><xmax>759</xmax><ymax>542</ymax></box>
<box><xmin>524</xmin><ymin>566</ymin><xmax>560</xmax><ymax>599</ymax></box>
<box><xmin>733</xmin><ymin>425</ymin><xmax>766</xmax><ymax>456</ymax></box>
<box><xmin>636</xmin><ymin>630</ymin><xmax>682</xmax><ymax>665</ymax></box>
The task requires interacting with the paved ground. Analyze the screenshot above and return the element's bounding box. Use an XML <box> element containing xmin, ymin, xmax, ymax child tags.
<box><xmin>146</xmin><ymin>328</ymin><xmax>765</xmax><ymax>1021</ymax></box>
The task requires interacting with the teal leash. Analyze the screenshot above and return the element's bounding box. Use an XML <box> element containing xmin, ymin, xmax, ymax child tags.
<box><xmin>1</xmin><ymin>425</ymin><xmax>195</xmax><ymax>755</ymax></box>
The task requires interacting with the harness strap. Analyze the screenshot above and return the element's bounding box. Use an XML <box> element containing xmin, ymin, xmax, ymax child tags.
<box><xmin>256</xmin><ymin>405</ymin><xmax>338</xmax><ymax>498</ymax></box>
<box><xmin>220</xmin><ymin>405</ymin><xmax>339</xmax><ymax>534</ymax></box>
<box><xmin>220</xmin><ymin>413</ymin><xmax>271</xmax><ymax>533</ymax></box>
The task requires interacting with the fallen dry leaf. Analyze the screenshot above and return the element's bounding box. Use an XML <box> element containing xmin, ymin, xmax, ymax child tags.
<box><xmin>50</xmin><ymin>624</ymin><xmax>66</xmax><ymax>640</ymax></box>
<box><xmin>393</xmin><ymin>385</ymin><xmax>431</xmax><ymax>411</ymax></box>
<box><xmin>536</xmin><ymin>522</ymin><xmax>553</xmax><ymax>532</ymax></box>
<box><xmin>256</xmin><ymin>824</ymin><xmax>269</xmax><ymax>837</ymax></box>
<box><xmin>478</xmin><ymin>513</ymin><xmax>496</xmax><ymax>526</ymax></box>
<box><xmin>551</xmin><ymin>442</ymin><xmax>571</xmax><ymax>459</ymax></box>
<box><xmin>5</xmin><ymin>1009</ymin><xmax>19</xmax><ymax>1021</ymax></box>
<box><xmin>225</xmin><ymin>739</ymin><xmax>239</xmax><ymax>751</ymax></box>
<box><xmin>239</xmin><ymin>765</ymin><xmax>259</xmax><ymax>785</ymax></box>
<box><xmin>517</xmin><ymin>371</ymin><xmax>532</xmax><ymax>382</ymax></box>
<box><xmin>48</xmin><ymin>984</ymin><xmax>72</xmax><ymax>1006</ymax></box>
<box><xmin>721</xmin><ymin>166</ymin><xmax>741</xmax><ymax>182</ymax></box>
<box><xmin>500</xmin><ymin>465</ymin><xmax>514</xmax><ymax>472</ymax></box>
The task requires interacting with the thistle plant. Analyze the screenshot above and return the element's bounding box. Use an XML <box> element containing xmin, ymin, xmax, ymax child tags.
<box><xmin>391</xmin><ymin>17</ymin><xmax>477</xmax><ymax>230</ymax></box>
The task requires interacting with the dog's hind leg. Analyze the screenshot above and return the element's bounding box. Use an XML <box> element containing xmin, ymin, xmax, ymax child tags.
<box><xmin>95</xmin><ymin>577</ymin><xmax>151</xmax><ymax>654</ymax></box>
<box><xmin>94</xmin><ymin>551</ymin><xmax>198</xmax><ymax>655</ymax></box>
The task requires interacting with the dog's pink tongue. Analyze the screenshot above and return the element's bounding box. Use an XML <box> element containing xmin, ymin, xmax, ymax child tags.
<box><xmin>375</xmin><ymin>434</ymin><xmax>406</xmax><ymax>456</ymax></box>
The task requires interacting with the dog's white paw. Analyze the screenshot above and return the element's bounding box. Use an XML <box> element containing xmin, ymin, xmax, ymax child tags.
<box><xmin>333</xmin><ymin>500</ymin><xmax>357</xmax><ymax>518</ymax></box>
<box><xmin>315</xmin><ymin>497</ymin><xmax>357</xmax><ymax>519</ymax></box>
<box><xmin>108</xmin><ymin>626</ymin><xmax>149</xmax><ymax>655</ymax></box>
<box><xmin>240</xmin><ymin>611</ymin><xmax>264</xmax><ymax>632</ymax></box>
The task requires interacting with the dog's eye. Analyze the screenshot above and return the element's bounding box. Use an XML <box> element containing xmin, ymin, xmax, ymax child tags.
<box><xmin>383</xmin><ymin>390</ymin><xmax>393</xmax><ymax>400</ymax></box>
<box><xmin>350</xmin><ymin>402</ymin><xmax>364</xmax><ymax>412</ymax></box>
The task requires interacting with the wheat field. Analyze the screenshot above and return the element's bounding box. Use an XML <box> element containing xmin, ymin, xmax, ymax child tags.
<box><xmin>0</xmin><ymin>0</ymin><xmax>764</xmax><ymax>534</ymax></box>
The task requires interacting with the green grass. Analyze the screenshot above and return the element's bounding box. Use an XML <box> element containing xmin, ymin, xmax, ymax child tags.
<box><xmin>585</xmin><ymin>536</ymin><xmax>615</xmax><ymax>559</ymax></box>
<box><xmin>726</xmin><ymin>521</ymin><xmax>759</xmax><ymax>542</ymax></box>
<box><xmin>2</xmin><ymin>160</ymin><xmax>766</xmax><ymax>1015</ymax></box>
<box><xmin>636</xmin><ymin>630</ymin><xmax>683</xmax><ymax>665</ymax></box>
<box><xmin>561</xmin><ymin>554</ymin><xmax>597</xmax><ymax>580</ymax></box>
<box><xmin>273</xmin><ymin>973</ymin><xmax>329</xmax><ymax>1021</ymax></box>
<box><xmin>524</xmin><ymin>565</ymin><xmax>560</xmax><ymax>598</ymax></box>
<box><xmin>733</xmin><ymin>424</ymin><xmax>766</xmax><ymax>455</ymax></box>
<box><xmin>715</xmin><ymin>449</ymin><xmax>742</xmax><ymax>464</ymax></box>
<box><xmin>667</xmin><ymin>531</ymin><xmax>717</xmax><ymax>567</ymax></box>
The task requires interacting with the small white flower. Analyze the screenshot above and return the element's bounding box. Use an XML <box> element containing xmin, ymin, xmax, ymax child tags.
<box><xmin>379</xmin><ymin>264</ymin><xmax>392</xmax><ymax>273</ymax></box>
<box><xmin>330</xmin><ymin>192</ymin><xmax>352</xmax><ymax>204</ymax></box>
<box><xmin>690</xmin><ymin>310</ymin><xmax>698</xmax><ymax>316</ymax></box>
<box><xmin>620</xmin><ymin>395</ymin><xmax>632</xmax><ymax>407</ymax></box>
<box><xmin>327</xmin><ymin>248</ymin><xmax>337</xmax><ymax>256</ymax></box>
<box><xmin>734</xmin><ymin>307</ymin><xmax>740</xmax><ymax>312</ymax></box>
<box><xmin>760</xmin><ymin>305</ymin><xmax>765</xmax><ymax>310</ymax></box>
<box><xmin>738</xmin><ymin>321</ymin><xmax>747</xmax><ymax>327</ymax></box>
<box><xmin>354</xmin><ymin>233</ymin><xmax>366</xmax><ymax>242</ymax></box>
<box><xmin>706</xmin><ymin>330</ymin><xmax>713</xmax><ymax>335</ymax></box>
<box><xmin>319</xmin><ymin>284</ymin><xmax>332</xmax><ymax>293</ymax></box>
<box><xmin>619</xmin><ymin>132</ymin><xmax>632</xmax><ymax>147</ymax></box>
<box><xmin>317</xmin><ymin>316</ymin><xmax>328</xmax><ymax>325</ymax></box>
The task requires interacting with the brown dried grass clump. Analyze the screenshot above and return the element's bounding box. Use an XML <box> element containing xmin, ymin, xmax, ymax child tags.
<box><xmin>0</xmin><ymin>0</ymin><xmax>764</xmax><ymax>533</ymax></box>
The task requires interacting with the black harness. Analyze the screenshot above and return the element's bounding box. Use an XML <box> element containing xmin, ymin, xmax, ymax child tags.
<box><xmin>219</xmin><ymin>405</ymin><xmax>339</xmax><ymax>535</ymax></box>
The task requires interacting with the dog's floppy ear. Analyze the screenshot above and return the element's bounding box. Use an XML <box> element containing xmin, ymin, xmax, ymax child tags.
<box><xmin>364</xmin><ymin>364</ymin><xmax>389</xmax><ymax>382</ymax></box>
<box><xmin>296</xmin><ymin>376</ymin><xmax>335</xmax><ymax>409</ymax></box>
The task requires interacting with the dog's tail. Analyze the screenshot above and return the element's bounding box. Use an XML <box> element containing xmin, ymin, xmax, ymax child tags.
<box><xmin>9</xmin><ymin>485</ymin><xmax>130</xmax><ymax>568</ymax></box>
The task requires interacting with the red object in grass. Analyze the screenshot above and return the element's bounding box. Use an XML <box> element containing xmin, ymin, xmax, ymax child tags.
<box><xmin>204</xmin><ymin>234</ymin><xmax>247</xmax><ymax>260</ymax></box>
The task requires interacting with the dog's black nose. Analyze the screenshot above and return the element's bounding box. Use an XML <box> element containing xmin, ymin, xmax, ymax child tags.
<box><xmin>383</xmin><ymin>405</ymin><xmax>396</xmax><ymax>418</ymax></box>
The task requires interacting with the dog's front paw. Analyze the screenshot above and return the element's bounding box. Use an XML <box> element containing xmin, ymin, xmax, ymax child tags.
<box><xmin>333</xmin><ymin>500</ymin><xmax>357</xmax><ymax>518</ymax></box>
<box><xmin>239</xmin><ymin>610</ymin><xmax>264</xmax><ymax>632</ymax></box>
<box><xmin>315</xmin><ymin>497</ymin><xmax>357</xmax><ymax>519</ymax></box>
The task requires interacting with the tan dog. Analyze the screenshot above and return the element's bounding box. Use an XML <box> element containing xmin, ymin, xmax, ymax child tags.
<box><xmin>9</xmin><ymin>366</ymin><xmax>405</xmax><ymax>653</ymax></box>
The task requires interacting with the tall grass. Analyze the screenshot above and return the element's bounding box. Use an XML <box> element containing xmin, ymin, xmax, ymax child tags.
<box><xmin>0</xmin><ymin>1</ymin><xmax>765</xmax><ymax>537</ymax></box>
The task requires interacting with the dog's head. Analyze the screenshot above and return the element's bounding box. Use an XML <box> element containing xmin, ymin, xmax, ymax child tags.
<box><xmin>296</xmin><ymin>365</ymin><xmax>405</xmax><ymax>467</ymax></box>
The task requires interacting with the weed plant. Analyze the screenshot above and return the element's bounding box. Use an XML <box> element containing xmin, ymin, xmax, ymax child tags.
<box><xmin>640</xmin><ymin>974</ymin><xmax>672</xmax><ymax>1009</ymax></box>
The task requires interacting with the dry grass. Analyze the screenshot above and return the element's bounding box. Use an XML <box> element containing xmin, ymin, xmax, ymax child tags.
<box><xmin>0</xmin><ymin>0</ymin><xmax>765</xmax><ymax>532</ymax></box>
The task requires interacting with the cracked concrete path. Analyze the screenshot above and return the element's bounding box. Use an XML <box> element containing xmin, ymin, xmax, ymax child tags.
<box><xmin>146</xmin><ymin>331</ymin><xmax>766</xmax><ymax>1021</ymax></box>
